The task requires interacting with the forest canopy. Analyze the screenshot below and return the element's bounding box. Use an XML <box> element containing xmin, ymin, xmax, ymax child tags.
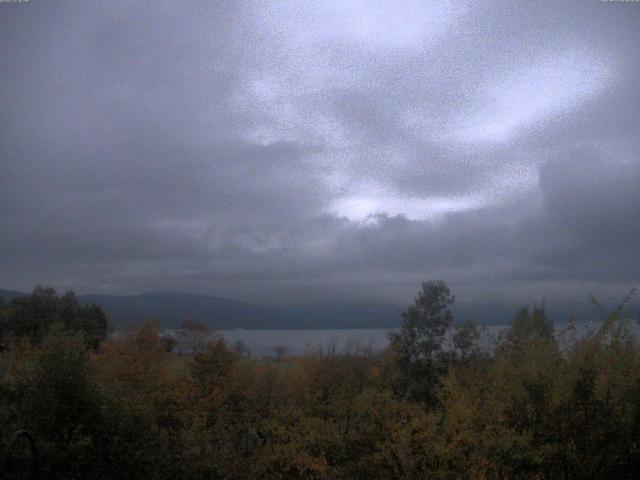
<box><xmin>0</xmin><ymin>282</ymin><xmax>639</xmax><ymax>479</ymax></box>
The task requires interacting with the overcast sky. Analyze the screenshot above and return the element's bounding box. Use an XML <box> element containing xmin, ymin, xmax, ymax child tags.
<box><xmin>1</xmin><ymin>0</ymin><xmax>638</xmax><ymax>306</ymax></box>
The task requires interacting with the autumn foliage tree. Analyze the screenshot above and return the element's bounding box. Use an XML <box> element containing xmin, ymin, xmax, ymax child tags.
<box><xmin>175</xmin><ymin>318</ymin><xmax>210</xmax><ymax>353</ymax></box>
<box><xmin>388</xmin><ymin>280</ymin><xmax>456</xmax><ymax>405</ymax></box>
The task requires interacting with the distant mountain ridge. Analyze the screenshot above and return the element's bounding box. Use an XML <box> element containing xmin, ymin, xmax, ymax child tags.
<box><xmin>1</xmin><ymin>288</ymin><xmax>636</xmax><ymax>329</ymax></box>
<box><xmin>0</xmin><ymin>288</ymin><xmax>402</xmax><ymax>329</ymax></box>
<box><xmin>80</xmin><ymin>291</ymin><xmax>291</xmax><ymax>329</ymax></box>
<box><xmin>0</xmin><ymin>288</ymin><xmax>28</xmax><ymax>301</ymax></box>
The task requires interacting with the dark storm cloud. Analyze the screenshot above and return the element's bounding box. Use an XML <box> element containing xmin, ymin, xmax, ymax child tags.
<box><xmin>0</xmin><ymin>0</ymin><xmax>638</xmax><ymax>305</ymax></box>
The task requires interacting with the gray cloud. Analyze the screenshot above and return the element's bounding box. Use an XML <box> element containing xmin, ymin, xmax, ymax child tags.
<box><xmin>1</xmin><ymin>0</ymin><xmax>638</xmax><ymax>307</ymax></box>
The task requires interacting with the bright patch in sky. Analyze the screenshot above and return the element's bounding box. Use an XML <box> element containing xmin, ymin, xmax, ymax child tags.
<box><xmin>263</xmin><ymin>0</ymin><xmax>463</xmax><ymax>50</ymax></box>
<box><xmin>328</xmin><ymin>160</ymin><xmax>539</xmax><ymax>223</ymax></box>
<box><xmin>331</xmin><ymin>191</ymin><xmax>483</xmax><ymax>222</ymax></box>
<box><xmin>449</xmin><ymin>53</ymin><xmax>613</xmax><ymax>143</ymax></box>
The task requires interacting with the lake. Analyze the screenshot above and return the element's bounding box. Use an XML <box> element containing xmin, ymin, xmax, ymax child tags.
<box><xmin>217</xmin><ymin>328</ymin><xmax>393</xmax><ymax>356</ymax></box>
<box><xmin>215</xmin><ymin>319</ymin><xmax>640</xmax><ymax>356</ymax></box>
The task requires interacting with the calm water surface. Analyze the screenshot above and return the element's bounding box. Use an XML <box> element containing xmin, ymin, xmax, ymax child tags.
<box><xmin>218</xmin><ymin>328</ymin><xmax>392</xmax><ymax>356</ymax></box>
<box><xmin>216</xmin><ymin>321</ymin><xmax>640</xmax><ymax>356</ymax></box>
<box><xmin>156</xmin><ymin>320</ymin><xmax>640</xmax><ymax>357</ymax></box>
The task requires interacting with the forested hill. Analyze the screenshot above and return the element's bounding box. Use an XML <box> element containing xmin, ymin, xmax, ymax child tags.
<box><xmin>0</xmin><ymin>289</ymin><xmax>402</xmax><ymax>329</ymax></box>
<box><xmin>0</xmin><ymin>288</ymin><xmax>27</xmax><ymax>302</ymax></box>
<box><xmin>1</xmin><ymin>288</ymin><xmax>633</xmax><ymax>329</ymax></box>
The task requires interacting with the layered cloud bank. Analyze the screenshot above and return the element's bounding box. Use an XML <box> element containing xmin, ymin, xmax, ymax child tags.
<box><xmin>1</xmin><ymin>0</ymin><xmax>638</xmax><ymax>306</ymax></box>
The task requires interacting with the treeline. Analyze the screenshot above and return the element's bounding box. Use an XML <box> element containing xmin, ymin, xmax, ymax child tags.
<box><xmin>1</xmin><ymin>282</ymin><xmax>639</xmax><ymax>479</ymax></box>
